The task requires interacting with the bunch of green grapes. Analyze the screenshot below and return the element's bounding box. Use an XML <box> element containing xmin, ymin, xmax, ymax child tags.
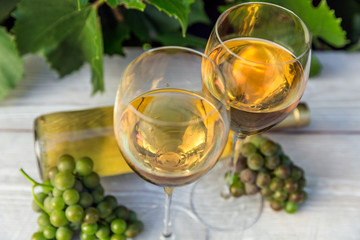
<box><xmin>22</xmin><ymin>155</ymin><xmax>143</xmax><ymax>240</ymax></box>
<box><xmin>225</xmin><ymin>135</ymin><xmax>308</xmax><ymax>214</ymax></box>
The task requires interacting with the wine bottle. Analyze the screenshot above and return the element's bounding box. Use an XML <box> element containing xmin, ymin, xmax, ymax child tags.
<box><xmin>34</xmin><ymin>103</ymin><xmax>309</xmax><ymax>179</ymax></box>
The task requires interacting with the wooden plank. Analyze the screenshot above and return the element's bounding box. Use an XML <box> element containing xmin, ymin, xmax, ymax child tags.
<box><xmin>1</xmin><ymin>131</ymin><xmax>360</xmax><ymax>239</ymax></box>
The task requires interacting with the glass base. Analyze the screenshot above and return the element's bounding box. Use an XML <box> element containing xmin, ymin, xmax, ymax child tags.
<box><xmin>191</xmin><ymin>159</ymin><xmax>263</xmax><ymax>232</ymax></box>
<box><xmin>140</xmin><ymin>204</ymin><xmax>208</xmax><ymax>240</ymax></box>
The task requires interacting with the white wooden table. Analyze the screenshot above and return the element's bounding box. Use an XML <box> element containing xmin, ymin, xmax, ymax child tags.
<box><xmin>1</xmin><ymin>49</ymin><xmax>360</xmax><ymax>240</ymax></box>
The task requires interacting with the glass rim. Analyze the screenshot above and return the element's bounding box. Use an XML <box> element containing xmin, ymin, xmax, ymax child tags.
<box><xmin>214</xmin><ymin>2</ymin><xmax>312</xmax><ymax>65</ymax></box>
<box><xmin>116</xmin><ymin>46</ymin><xmax>228</xmax><ymax>127</ymax></box>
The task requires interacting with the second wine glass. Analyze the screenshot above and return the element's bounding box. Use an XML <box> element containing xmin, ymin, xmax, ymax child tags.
<box><xmin>191</xmin><ymin>2</ymin><xmax>311</xmax><ymax>231</ymax></box>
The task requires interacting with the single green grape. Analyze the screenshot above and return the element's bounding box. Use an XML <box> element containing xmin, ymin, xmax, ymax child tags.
<box><xmin>63</xmin><ymin>189</ymin><xmax>80</xmax><ymax>205</ymax></box>
<box><xmin>52</xmin><ymin>187</ymin><xmax>64</xmax><ymax>197</ymax></box>
<box><xmin>240</xmin><ymin>168</ymin><xmax>256</xmax><ymax>184</ymax></box>
<box><xmin>273</xmin><ymin>190</ymin><xmax>288</xmax><ymax>202</ymax></box>
<box><xmin>115</xmin><ymin>206</ymin><xmax>129</xmax><ymax>220</ymax></box>
<box><xmin>270</xmin><ymin>199</ymin><xmax>284</xmax><ymax>211</ymax></box>
<box><xmin>229</xmin><ymin>181</ymin><xmax>245</xmax><ymax>198</ymax></box>
<box><xmin>248</xmin><ymin>135</ymin><xmax>267</xmax><ymax>148</ymax></box>
<box><xmin>97</xmin><ymin>201</ymin><xmax>113</xmax><ymax>219</ymax></box>
<box><xmin>284</xmin><ymin>178</ymin><xmax>299</xmax><ymax>193</ymax></box>
<box><xmin>81</xmin><ymin>223</ymin><xmax>99</xmax><ymax>235</ymax></box>
<box><xmin>247</xmin><ymin>153</ymin><xmax>264</xmax><ymax>171</ymax></box>
<box><xmin>56</xmin><ymin>226</ymin><xmax>73</xmax><ymax>240</ymax></box>
<box><xmin>289</xmin><ymin>190</ymin><xmax>307</xmax><ymax>204</ymax></box>
<box><xmin>48</xmin><ymin>167</ymin><xmax>58</xmax><ymax>181</ymax></box>
<box><xmin>265</xmin><ymin>155</ymin><xmax>281</xmax><ymax>170</ymax></box>
<box><xmin>290</xmin><ymin>165</ymin><xmax>304</xmax><ymax>180</ymax></box>
<box><xmin>76</xmin><ymin>157</ymin><xmax>94</xmax><ymax>176</ymax></box>
<box><xmin>128</xmin><ymin>210</ymin><xmax>137</xmax><ymax>223</ymax></box>
<box><xmin>83</xmin><ymin>172</ymin><xmax>100</xmax><ymax>189</ymax></box>
<box><xmin>260</xmin><ymin>187</ymin><xmax>273</xmax><ymax>198</ymax></box>
<box><xmin>104</xmin><ymin>195</ymin><xmax>118</xmax><ymax>210</ymax></box>
<box><xmin>31</xmin><ymin>232</ymin><xmax>46</xmax><ymax>240</ymax></box>
<box><xmin>245</xmin><ymin>183</ymin><xmax>259</xmax><ymax>195</ymax></box>
<box><xmin>232</xmin><ymin>154</ymin><xmax>247</xmax><ymax>173</ymax></box>
<box><xmin>284</xmin><ymin>201</ymin><xmax>298</xmax><ymax>214</ymax></box>
<box><xmin>241</xmin><ymin>142</ymin><xmax>257</xmax><ymax>157</ymax></box>
<box><xmin>65</xmin><ymin>204</ymin><xmax>84</xmax><ymax>223</ymax></box>
<box><xmin>80</xmin><ymin>232</ymin><xmax>96</xmax><ymax>240</ymax></box>
<box><xmin>92</xmin><ymin>185</ymin><xmax>104</xmax><ymax>203</ymax></box>
<box><xmin>50</xmin><ymin>209</ymin><xmax>68</xmax><ymax>227</ymax></box>
<box><xmin>96</xmin><ymin>223</ymin><xmax>110</xmax><ymax>239</ymax></box>
<box><xmin>74</xmin><ymin>179</ymin><xmax>84</xmax><ymax>192</ymax></box>
<box><xmin>125</xmin><ymin>224</ymin><xmax>142</xmax><ymax>238</ymax></box>
<box><xmin>280</xmin><ymin>154</ymin><xmax>292</xmax><ymax>166</ymax></box>
<box><xmin>51</xmin><ymin>196</ymin><xmax>65</xmax><ymax>210</ymax></box>
<box><xmin>260</xmin><ymin>140</ymin><xmax>278</xmax><ymax>157</ymax></box>
<box><xmin>43</xmin><ymin>196</ymin><xmax>53</xmax><ymax>213</ymax></box>
<box><xmin>269</xmin><ymin>177</ymin><xmax>284</xmax><ymax>192</ymax></box>
<box><xmin>57</xmin><ymin>154</ymin><xmax>75</xmax><ymax>172</ymax></box>
<box><xmin>84</xmin><ymin>207</ymin><xmax>100</xmax><ymax>224</ymax></box>
<box><xmin>110</xmin><ymin>234</ymin><xmax>126</xmax><ymax>240</ymax></box>
<box><xmin>79</xmin><ymin>192</ymin><xmax>94</xmax><ymax>208</ymax></box>
<box><xmin>43</xmin><ymin>225</ymin><xmax>56</xmax><ymax>239</ymax></box>
<box><xmin>132</xmin><ymin>220</ymin><xmax>144</xmax><ymax>232</ymax></box>
<box><xmin>37</xmin><ymin>212</ymin><xmax>51</xmax><ymax>229</ymax></box>
<box><xmin>256</xmin><ymin>172</ymin><xmax>271</xmax><ymax>188</ymax></box>
<box><xmin>274</xmin><ymin>165</ymin><xmax>291</xmax><ymax>179</ymax></box>
<box><xmin>111</xmin><ymin>218</ymin><xmax>127</xmax><ymax>234</ymax></box>
<box><xmin>54</xmin><ymin>171</ymin><xmax>75</xmax><ymax>191</ymax></box>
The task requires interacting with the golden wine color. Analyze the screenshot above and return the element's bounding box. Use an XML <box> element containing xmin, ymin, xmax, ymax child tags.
<box><xmin>206</xmin><ymin>37</ymin><xmax>305</xmax><ymax>134</ymax></box>
<box><xmin>115</xmin><ymin>89</ymin><xmax>227</xmax><ymax>187</ymax></box>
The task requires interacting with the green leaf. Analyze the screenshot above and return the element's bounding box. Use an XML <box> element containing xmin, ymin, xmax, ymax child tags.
<box><xmin>14</xmin><ymin>1</ymin><xmax>104</xmax><ymax>93</ymax></box>
<box><xmin>144</xmin><ymin>4</ymin><xmax>180</xmax><ymax>33</ymax></box>
<box><xmin>188</xmin><ymin>0</ymin><xmax>210</xmax><ymax>25</ymax></box>
<box><xmin>0</xmin><ymin>0</ymin><xmax>20</xmax><ymax>22</ymax></box>
<box><xmin>155</xmin><ymin>32</ymin><xmax>206</xmax><ymax>48</ymax></box>
<box><xmin>0</xmin><ymin>27</ymin><xmax>24</xmax><ymax>100</ymax></box>
<box><xmin>103</xmin><ymin>22</ymin><xmax>131</xmax><ymax>55</ymax></box>
<box><xmin>14</xmin><ymin>0</ymin><xmax>83</xmax><ymax>54</ymax></box>
<box><xmin>220</xmin><ymin>0</ymin><xmax>348</xmax><ymax>48</ymax></box>
<box><xmin>146</xmin><ymin>0</ymin><xmax>195</xmax><ymax>36</ymax></box>
<box><xmin>78</xmin><ymin>0</ymin><xmax>89</xmax><ymax>9</ymax></box>
<box><xmin>106</xmin><ymin>0</ymin><xmax>146</xmax><ymax>10</ymax></box>
<box><xmin>123</xmin><ymin>9</ymin><xmax>152</xmax><ymax>42</ymax></box>
<box><xmin>309</xmin><ymin>54</ymin><xmax>321</xmax><ymax>77</ymax></box>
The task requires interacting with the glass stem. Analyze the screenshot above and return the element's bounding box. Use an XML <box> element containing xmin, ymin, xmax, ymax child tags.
<box><xmin>221</xmin><ymin>133</ymin><xmax>247</xmax><ymax>198</ymax></box>
<box><xmin>162</xmin><ymin>187</ymin><xmax>174</xmax><ymax>238</ymax></box>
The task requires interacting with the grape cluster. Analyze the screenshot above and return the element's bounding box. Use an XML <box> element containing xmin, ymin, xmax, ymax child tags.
<box><xmin>25</xmin><ymin>155</ymin><xmax>144</xmax><ymax>240</ymax></box>
<box><xmin>225</xmin><ymin>135</ymin><xmax>308</xmax><ymax>214</ymax></box>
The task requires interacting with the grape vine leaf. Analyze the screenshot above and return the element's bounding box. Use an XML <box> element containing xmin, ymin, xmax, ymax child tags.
<box><xmin>106</xmin><ymin>0</ymin><xmax>146</xmax><ymax>11</ymax></box>
<box><xmin>0</xmin><ymin>27</ymin><xmax>24</xmax><ymax>100</ymax></box>
<box><xmin>220</xmin><ymin>0</ymin><xmax>348</xmax><ymax>47</ymax></box>
<box><xmin>146</xmin><ymin>0</ymin><xmax>195</xmax><ymax>36</ymax></box>
<box><xmin>14</xmin><ymin>0</ymin><xmax>104</xmax><ymax>93</ymax></box>
<box><xmin>0</xmin><ymin>0</ymin><xmax>20</xmax><ymax>22</ymax></box>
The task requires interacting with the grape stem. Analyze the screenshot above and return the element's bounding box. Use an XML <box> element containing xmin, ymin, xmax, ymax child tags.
<box><xmin>19</xmin><ymin>168</ymin><xmax>52</xmax><ymax>215</ymax></box>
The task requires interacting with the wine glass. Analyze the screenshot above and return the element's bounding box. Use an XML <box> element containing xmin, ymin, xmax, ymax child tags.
<box><xmin>191</xmin><ymin>2</ymin><xmax>311</xmax><ymax>231</ymax></box>
<box><xmin>113</xmin><ymin>46</ymin><xmax>230</xmax><ymax>239</ymax></box>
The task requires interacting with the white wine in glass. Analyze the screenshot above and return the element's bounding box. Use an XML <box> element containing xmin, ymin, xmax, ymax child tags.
<box><xmin>192</xmin><ymin>2</ymin><xmax>311</xmax><ymax>232</ymax></box>
<box><xmin>114</xmin><ymin>47</ymin><xmax>230</xmax><ymax>239</ymax></box>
